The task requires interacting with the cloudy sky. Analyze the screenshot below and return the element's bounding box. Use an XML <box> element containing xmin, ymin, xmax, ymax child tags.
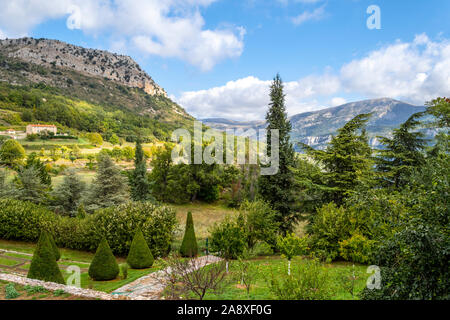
<box><xmin>0</xmin><ymin>0</ymin><xmax>449</xmax><ymax>120</ymax></box>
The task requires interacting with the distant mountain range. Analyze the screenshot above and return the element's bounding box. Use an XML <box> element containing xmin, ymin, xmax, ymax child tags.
<box><xmin>203</xmin><ymin>98</ymin><xmax>429</xmax><ymax>150</ymax></box>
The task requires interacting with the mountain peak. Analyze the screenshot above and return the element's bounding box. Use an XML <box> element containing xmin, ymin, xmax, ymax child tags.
<box><xmin>0</xmin><ymin>37</ymin><xmax>166</xmax><ymax>97</ymax></box>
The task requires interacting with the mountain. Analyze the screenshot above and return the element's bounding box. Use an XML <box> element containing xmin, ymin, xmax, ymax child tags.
<box><xmin>0</xmin><ymin>37</ymin><xmax>192</xmax><ymax>139</ymax></box>
<box><xmin>202</xmin><ymin>118</ymin><xmax>266</xmax><ymax>132</ymax></box>
<box><xmin>202</xmin><ymin>98</ymin><xmax>427</xmax><ymax>150</ymax></box>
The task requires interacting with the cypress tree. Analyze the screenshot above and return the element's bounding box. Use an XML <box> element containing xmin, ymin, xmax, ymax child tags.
<box><xmin>258</xmin><ymin>74</ymin><xmax>298</xmax><ymax>236</ymax></box>
<box><xmin>126</xmin><ymin>228</ymin><xmax>154</xmax><ymax>269</ymax></box>
<box><xmin>179</xmin><ymin>211</ymin><xmax>198</xmax><ymax>257</ymax></box>
<box><xmin>46</xmin><ymin>231</ymin><xmax>60</xmax><ymax>261</ymax></box>
<box><xmin>88</xmin><ymin>238</ymin><xmax>119</xmax><ymax>281</ymax></box>
<box><xmin>27</xmin><ymin>231</ymin><xmax>64</xmax><ymax>284</ymax></box>
<box><xmin>130</xmin><ymin>139</ymin><xmax>151</xmax><ymax>201</ymax></box>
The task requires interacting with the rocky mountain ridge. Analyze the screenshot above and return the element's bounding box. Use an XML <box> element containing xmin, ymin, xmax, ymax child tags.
<box><xmin>0</xmin><ymin>37</ymin><xmax>166</xmax><ymax>96</ymax></box>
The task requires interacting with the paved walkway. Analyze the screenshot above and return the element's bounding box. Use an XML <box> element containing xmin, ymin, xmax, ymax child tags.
<box><xmin>112</xmin><ymin>255</ymin><xmax>223</xmax><ymax>300</ymax></box>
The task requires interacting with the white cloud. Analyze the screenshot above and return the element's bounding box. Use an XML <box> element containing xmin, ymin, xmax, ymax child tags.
<box><xmin>292</xmin><ymin>5</ymin><xmax>326</xmax><ymax>25</ymax></box>
<box><xmin>177</xmin><ymin>34</ymin><xmax>450</xmax><ymax>120</ymax></box>
<box><xmin>331</xmin><ymin>97</ymin><xmax>347</xmax><ymax>107</ymax></box>
<box><xmin>0</xmin><ymin>0</ymin><xmax>244</xmax><ymax>71</ymax></box>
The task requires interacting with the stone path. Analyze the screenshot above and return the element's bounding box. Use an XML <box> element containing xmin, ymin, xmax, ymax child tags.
<box><xmin>112</xmin><ymin>255</ymin><xmax>223</xmax><ymax>300</ymax></box>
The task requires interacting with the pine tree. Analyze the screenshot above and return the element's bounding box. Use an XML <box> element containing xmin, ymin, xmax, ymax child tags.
<box><xmin>22</xmin><ymin>153</ymin><xmax>51</xmax><ymax>186</ymax></box>
<box><xmin>127</xmin><ymin>228</ymin><xmax>154</xmax><ymax>269</ymax></box>
<box><xmin>52</xmin><ymin>169</ymin><xmax>86</xmax><ymax>216</ymax></box>
<box><xmin>85</xmin><ymin>154</ymin><xmax>128</xmax><ymax>212</ymax></box>
<box><xmin>179</xmin><ymin>211</ymin><xmax>198</xmax><ymax>257</ymax></box>
<box><xmin>301</xmin><ymin>114</ymin><xmax>374</xmax><ymax>205</ymax></box>
<box><xmin>88</xmin><ymin>238</ymin><xmax>119</xmax><ymax>281</ymax></box>
<box><xmin>27</xmin><ymin>231</ymin><xmax>64</xmax><ymax>284</ymax></box>
<box><xmin>376</xmin><ymin>112</ymin><xmax>427</xmax><ymax>189</ymax></box>
<box><xmin>258</xmin><ymin>74</ymin><xmax>297</xmax><ymax>235</ymax></box>
<box><xmin>13</xmin><ymin>166</ymin><xmax>49</xmax><ymax>205</ymax></box>
<box><xmin>130</xmin><ymin>139</ymin><xmax>151</xmax><ymax>201</ymax></box>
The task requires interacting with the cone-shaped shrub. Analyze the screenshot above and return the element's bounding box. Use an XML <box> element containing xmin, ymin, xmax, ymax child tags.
<box><xmin>179</xmin><ymin>211</ymin><xmax>198</xmax><ymax>257</ymax></box>
<box><xmin>27</xmin><ymin>231</ymin><xmax>64</xmax><ymax>284</ymax></box>
<box><xmin>46</xmin><ymin>231</ymin><xmax>60</xmax><ymax>261</ymax></box>
<box><xmin>88</xmin><ymin>238</ymin><xmax>119</xmax><ymax>281</ymax></box>
<box><xmin>127</xmin><ymin>228</ymin><xmax>154</xmax><ymax>269</ymax></box>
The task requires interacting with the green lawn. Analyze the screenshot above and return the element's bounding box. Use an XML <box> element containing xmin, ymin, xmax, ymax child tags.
<box><xmin>202</xmin><ymin>256</ymin><xmax>368</xmax><ymax>300</ymax></box>
<box><xmin>0</xmin><ymin>257</ymin><xmax>21</xmax><ymax>266</ymax></box>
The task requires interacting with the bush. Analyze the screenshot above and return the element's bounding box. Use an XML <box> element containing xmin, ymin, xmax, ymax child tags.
<box><xmin>267</xmin><ymin>259</ymin><xmax>333</xmax><ymax>300</ymax></box>
<box><xmin>120</xmin><ymin>263</ymin><xmax>129</xmax><ymax>280</ymax></box>
<box><xmin>339</xmin><ymin>234</ymin><xmax>375</xmax><ymax>264</ymax></box>
<box><xmin>127</xmin><ymin>228</ymin><xmax>154</xmax><ymax>269</ymax></box>
<box><xmin>210</xmin><ymin>215</ymin><xmax>247</xmax><ymax>260</ymax></box>
<box><xmin>5</xmin><ymin>283</ymin><xmax>20</xmax><ymax>299</ymax></box>
<box><xmin>88</xmin><ymin>238</ymin><xmax>119</xmax><ymax>281</ymax></box>
<box><xmin>27</xmin><ymin>231</ymin><xmax>65</xmax><ymax>284</ymax></box>
<box><xmin>179</xmin><ymin>212</ymin><xmax>198</xmax><ymax>257</ymax></box>
<box><xmin>0</xmin><ymin>199</ymin><xmax>177</xmax><ymax>257</ymax></box>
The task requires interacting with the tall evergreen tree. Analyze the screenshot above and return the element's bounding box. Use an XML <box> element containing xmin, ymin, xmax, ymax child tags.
<box><xmin>376</xmin><ymin>112</ymin><xmax>427</xmax><ymax>189</ymax></box>
<box><xmin>21</xmin><ymin>153</ymin><xmax>51</xmax><ymax>186</ymax></box>
<box><xmin>52</xmin><ymin>169</ymin><xmax>86</xmax><ymax>216</ymax></box>
<box><xmin>85</xmin><ymin>154</ymin><xmax>128</xmax><ymax>211</ymax></box>
<box><xmin>130</xmin><ymin>139</ymin><xmax>151</xmax><ymax>201</ymax></box>
<box><xmin>301</xmin><ymin>113</ymin><xmax>374</xmax><ymax>205</ymax></box>
<box><xmin>13</xmin><ymin>166</ymin><xmax>49</xmax><ymax>204</ymax></box>
<box><xmin>258</xmin><ymin>74</ymin><xmax>297</xmax><ymax>235</ymax></box>
<box><xmin>179</xmin><ymin>211</ymin><xmax>198</xmax><ymax>257</ymax></box>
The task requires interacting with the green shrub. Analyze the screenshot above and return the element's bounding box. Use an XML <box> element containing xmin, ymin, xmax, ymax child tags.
<box><xmin>46</xmin><ymin>231</ymin><xmax>60</xmax><ymax>261</ymax></box>
<box><xmin>267</xmin><ymin>259</ymin><xmax>333</xmax><ymax>300</ymax></box>
<box><xmin>210</xmin><ymin>215</ymin><xmax>247</xmax><ymax>260</ymax></box>
<box><xmin>24</xmin><ymin>285</ymin><xmax>48</xmax><ymax>295</ymax></box>
<box><xmin>339</xmin><ymin>234</ymin><xmax>375</xmax><ymax>264</ymax></box>
<box><xmin>120</xmin><ymin>263</ymin><xmax>129</xmax><ymax>280</ymax></box>
<box><xmin>127</xmin><ymin>228</ymin><xmax>154</xmax><ymax>269</ymax></box>
<box><xmin>88</xmin><ymin>238</ymin><xmax>119</xmax><ymax>281</ymax></box>
<box><xmin>309</xmin><ymin>203</ymin><xmax>352</xmax><ymax>262</ymax></box>
<box><xmin>5</xmin><ymin>283</ymin><xmax>20</xmax><ymax>299</ymax></box>
<box><xmin>27</xmin><ymin>231</ymin><xmax>65</xmax><ymax>284</ymax></box>
<box><xmin>179</xmin><ymin>212</ymin><xmax>198</xmax><ymax>257</ymax></box>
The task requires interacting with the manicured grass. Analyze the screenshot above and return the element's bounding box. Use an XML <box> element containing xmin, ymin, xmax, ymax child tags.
<box><xmin>202</xmin><ymin>256</ymin><xmax>368</xmax><ymax>300</ymax></box>
<box><xmin>0</xmin><ymin>257</ymin><xmax>21</xmax><ymax>266</ymax></box>
<box><xmin>0</xmin><ymin>239</ymin><xmax>96</xmax><ymax>263</ymax></box>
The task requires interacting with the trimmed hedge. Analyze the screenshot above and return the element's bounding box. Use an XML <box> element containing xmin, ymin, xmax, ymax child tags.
<box><xmin>47</xmin><ymin>231</ymin><xmax>61</xmax><ymax>261</ymax></box>
<box><xmin>127</xmin><ymin>228</ymin><xmax>154</xmax><ymax>269</ymax></box>
<box><xmin>27</xmin><ymin>231</ymin><xmax>65</xmax><ymax>284</ymax></box>
<box><xmin>179</xmin><ymin>211</ymin><xmax>198</xmax><ymax>257</ymax></box>
<box><xmin>88</xmin><ymin>238</ymin><xmax>119</xmax><ymax>281</ymax></box>
<box><xmin>0</xmin><ymin>199</ymin><xmax>177</xmax><ymax>257</ymax></box>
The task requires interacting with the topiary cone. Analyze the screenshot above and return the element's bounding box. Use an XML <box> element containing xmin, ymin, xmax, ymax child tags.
<box><xmin>179</xmin><ymin>211</ymin><xmax>198</xmax><ymax>257</ymax></box>
<box><xmin>27</xmin><ymin>231</ymin><xmax>65</xmax><ymax>284</ymax></box>
<box><xmin>127</xmin><ymin>228</ymin><xmax>154</xmax><ymax>269</ymax></box>
<box><xmin>46</xmin><ymin>231</ymin><xmax>60</xmax><ymax>261</ymax></box>
<box><xmin>88</xmin><ymin>238</ymin><xmax>119</xmax><ymax>281</ymax></box>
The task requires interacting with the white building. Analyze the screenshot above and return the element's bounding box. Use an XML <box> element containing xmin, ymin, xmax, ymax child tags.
<box><xmin>26</xmin><ymin>124</ymin><xmax>57</xmax><ymax>135</ymax></box>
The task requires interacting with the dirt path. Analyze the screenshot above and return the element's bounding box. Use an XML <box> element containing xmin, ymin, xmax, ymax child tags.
<box><xmin>111</xmin><ymin>255</ymin><xmax>223</xmax><ymax>300</ymax></box>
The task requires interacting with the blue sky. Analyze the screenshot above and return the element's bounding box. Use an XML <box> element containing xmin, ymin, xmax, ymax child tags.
<box><xmin>0</xmin><ymin>0</ymin><xmax>449</xmax><ymax>120</ymax></box>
